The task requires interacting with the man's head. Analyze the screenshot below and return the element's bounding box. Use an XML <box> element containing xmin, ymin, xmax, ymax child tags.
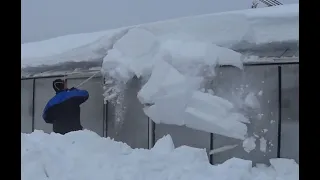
<box><xmin>53</xmin><ymin>79</ymin><xmax>66</xmax><ymax>92</ymax></box>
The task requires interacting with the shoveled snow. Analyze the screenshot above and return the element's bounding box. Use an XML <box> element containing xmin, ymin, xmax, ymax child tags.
<box><xmin>21</xmin><ymin>130</ymin><xmax>299</xmax><ymax>180</ymax></box>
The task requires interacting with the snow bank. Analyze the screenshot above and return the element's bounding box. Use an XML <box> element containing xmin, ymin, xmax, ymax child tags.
<box><xmin>21</xmin><ymin>4</ymin><xmax>298</xmax><ymax>70</ymax></box>
<box><xmin>21</xmin><ymin>130</ymin><xmax>299</xmax><ymax>180</ymax></box>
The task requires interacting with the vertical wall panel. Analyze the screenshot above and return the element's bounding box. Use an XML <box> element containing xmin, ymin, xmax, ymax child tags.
<box><xmin>21</xmin><ymin>79</ymin><xmax>34</xmax><ymax>133</ymax></box>
<box><xmin>280</xmin><ymin>65</ymin><xmax>299</xmax><ymax>163</ymax></box>
<box><xmin>211</xmin><ymin>65</ymin><xmax>279</xmax><ymax>165</ymax></box>
<box><xmin>155</xmin><ymin>124</ymin><xmax>211</xmax><ymax>155</ymax></box>
<box><xmin>34</xmin><ymin>78</ymin><xmax>57</xmax><ymax>133</ymax></box>
<box><xmin>107</xmin><ymin>78</ymin><xmax>149</xmax><ymax>149</ymax></box>
<box><xmin>67</xmin><ymin>77</ymin><xmax>104</xmax><ymax>136</ymax></box>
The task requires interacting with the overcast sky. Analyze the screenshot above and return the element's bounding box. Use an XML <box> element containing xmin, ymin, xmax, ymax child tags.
<box><xmin>21</xmin><ymin>0</ymin><xmax>299</xmax><ymax>43</ymax></box>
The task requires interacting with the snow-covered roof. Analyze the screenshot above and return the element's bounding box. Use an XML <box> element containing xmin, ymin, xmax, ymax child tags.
<box><xmin>21</xmin><ymin>4</ymin><xmax>298</xmax><ymax>78</ymax></box>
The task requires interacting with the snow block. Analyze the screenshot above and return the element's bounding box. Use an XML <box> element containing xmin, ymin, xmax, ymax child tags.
<box><xmin>152</xmin><ymin>135</ymin><xmax>175</xmax><ymax>154</ymax></box>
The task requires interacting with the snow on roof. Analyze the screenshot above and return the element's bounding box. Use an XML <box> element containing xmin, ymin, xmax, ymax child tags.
<box><xmin>21</xmin><ymin>4</ymin><xmax>298</xmax><ymax>77</ymax></box>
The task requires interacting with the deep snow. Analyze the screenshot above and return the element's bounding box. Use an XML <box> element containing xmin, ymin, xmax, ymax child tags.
<box><xmin>21</xmin><ymin>130</ymin><xmax>299</xmax><ymax>180</ymax></box>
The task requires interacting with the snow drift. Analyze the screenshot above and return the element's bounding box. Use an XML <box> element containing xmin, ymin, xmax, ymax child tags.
<box><xmin>21</xmin><ymin>130</ymin><xmax>299</xmax><ymax>180</ymax></box>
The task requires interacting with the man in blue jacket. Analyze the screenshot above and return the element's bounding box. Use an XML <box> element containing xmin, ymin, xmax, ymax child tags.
<box><xmin>43</xmin><ymin>79</ymin><xmax>89</xmax><ymax>134</ymax></box>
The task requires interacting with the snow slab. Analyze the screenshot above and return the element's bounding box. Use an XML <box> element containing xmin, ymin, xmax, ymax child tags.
<box><xmin>22</xmin><ymin>130</ymin><xmax>299</xmax><ymax>180</ymax></box>
<box><xmin>103</xmin><ymin>28</ymin><xmax>249</xmax><ymax>140</ymax></box>
<box><xmin>21</xmin><ymin>4</ymin><xmax>298</xmax><ymax>72</ymax></box>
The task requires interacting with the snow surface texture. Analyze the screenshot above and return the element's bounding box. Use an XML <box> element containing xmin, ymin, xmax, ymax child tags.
<box><xmin>22</xmin><ymin>130</ymin><xmax>299</xmax><ymax>180</ymax></box>
<box><xmin>21</xmin><ymin>4</ymin><xmax>298</xmax><ymax>70</ymax></box>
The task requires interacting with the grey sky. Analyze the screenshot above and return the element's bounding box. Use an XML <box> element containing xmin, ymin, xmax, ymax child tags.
<box><xmin>21</xmin><ymin>0</ymin><xmax>298</xmax><ymax>43</ymax></box>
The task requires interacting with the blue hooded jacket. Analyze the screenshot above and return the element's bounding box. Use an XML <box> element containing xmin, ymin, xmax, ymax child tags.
<box><xmin>43</xmin><ymin>88</ymin><xmax>89</xmax><ymax>134</ymax></box>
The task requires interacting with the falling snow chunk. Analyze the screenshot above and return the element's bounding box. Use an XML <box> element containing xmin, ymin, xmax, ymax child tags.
<box><xmin>257</xmin><ymin>113</ymin><xmax>264</xmax><ymax>120</ymax></box>
<box><xmin>258</xmin><ymin>90</ymin><xmax>263</xmax><ymax>96</ymax></box>
<box><xmin>243</xmin><ymin>136</ymin><xmax>256</xmax><ymax>153</ymax></box>
<box><xmin>244</xmin><ymin>92</ymin><xmax>260</xmax><ymax>109</ymax></box>
<box><xmin>270</xmin><ymin>120</ymin><xmax>276</xmax><ymax>124</ymax></box>
<box><xmin>260</xmin><ymin>137</ymin><xmax>267</xmax><ymax>153</ymax></box>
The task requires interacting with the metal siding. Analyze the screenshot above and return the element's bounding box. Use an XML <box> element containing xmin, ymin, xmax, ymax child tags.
<box><xmin>34</xmin><ymin>78</ymin><xmax>56</xmax><ymax>133</ymax></box>
<box><xmin>21</xmin><ymin>80</ymin><xmax>34</xmax><ymax>133</ymax></box>
<box><xmin>280</xmin><ymin>65</ymin><xmax>299</xmax><ymax>163</ymax></box>
<box><xmin>211</xmin><ymin>66</ymin><xmax>279</xmax><ymax>165</ymax></box>
<box><xmin>67</xmin><ymin>77</ymin><xmax>104</xmax><ymax>136</ymax></box>
<box><xmin>107</xmin><ymin>78</ymin><xmax>149</xmax><ymax>149</ymax></box>
<box><xmin>155</xmin><ymin>124</ymin><xmax>211</xmax><ymax>155</ymax></box>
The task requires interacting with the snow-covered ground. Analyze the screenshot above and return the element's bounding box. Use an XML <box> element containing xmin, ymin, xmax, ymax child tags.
<box><xmin>22</xmin><ymin>130</ymin><xmax>298</xmax><ymax>180</ymax></box>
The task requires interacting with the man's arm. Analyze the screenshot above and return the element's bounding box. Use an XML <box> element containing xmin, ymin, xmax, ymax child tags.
<box><xmin>68</xmin><ymin>87</ymin><xmax>89</xmax><ymax>105</ymax></box>
<box><xmin>43</xmin><ymin>104</ymin><xmax>56</xmax><ymax>124</ymax></box>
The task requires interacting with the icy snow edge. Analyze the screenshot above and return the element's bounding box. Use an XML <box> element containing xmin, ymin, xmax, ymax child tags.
<box><xmin>22</xmin><ymin>130</ymin><xmax>299</xmax><ymax>180</ymax></box>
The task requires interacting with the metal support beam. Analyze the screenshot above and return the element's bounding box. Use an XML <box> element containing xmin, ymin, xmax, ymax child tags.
<box><xmin>277</xmin><ymin>66</ymin><xmax>282</xmax><ymax>158</ymax></box>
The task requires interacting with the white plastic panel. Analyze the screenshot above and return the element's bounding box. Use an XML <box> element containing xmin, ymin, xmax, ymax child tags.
<box><xmin>107</xmin><ymin>78</ymin><xmax>149</xmax><ymax>149</ymax></box>
<box><xmin>21</xmin><ymin>79</ymin><xmax>34</xmax><ymax>133</ymax></box>
<box><xmin>67</xmin><ymin>77</ymin><xmax>104</xmax><ymax>136</ymax></box>
<box><xmin>211</xmin><ymin>65</ymin><xmax>279</xmax><ymax>165</ymax></box>
<box><xmin>34</xmin><ymin>78</ymin><xmax>57</xmax><ymax>133</ymax></box>
<box><xmin>280</xmin><ymin>65</ymin><xmax>299</xmax><ymax>163</ymax></box>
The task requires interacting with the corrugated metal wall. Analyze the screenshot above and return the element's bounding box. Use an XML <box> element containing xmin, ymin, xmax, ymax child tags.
<box><xmin>21</xmin><ymin>64</ymin><xmax>299</xmax><ymax>164</ymax></box>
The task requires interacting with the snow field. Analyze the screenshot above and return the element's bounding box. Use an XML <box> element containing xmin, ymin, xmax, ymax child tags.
<box><xmin>22</xmin><ymin>130</ymin><xmax>299</xmax><ymax>180</ymax></box>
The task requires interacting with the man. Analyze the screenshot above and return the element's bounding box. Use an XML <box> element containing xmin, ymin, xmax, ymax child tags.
<box><xmin>42</xmin><ymin>79</ymin><xmax>89</xmax><ymax>134</ymax></box>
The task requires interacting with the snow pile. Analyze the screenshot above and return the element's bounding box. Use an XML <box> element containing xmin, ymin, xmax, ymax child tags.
<box><xmin>21</xmin><ymin>4</ymin><xmax>298</xmax><ymax>70</ymax></box>
<box><xmin>21</xmin><ymin>130</ymin><xmax>299</xmax><ymax>180</ymax></box>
